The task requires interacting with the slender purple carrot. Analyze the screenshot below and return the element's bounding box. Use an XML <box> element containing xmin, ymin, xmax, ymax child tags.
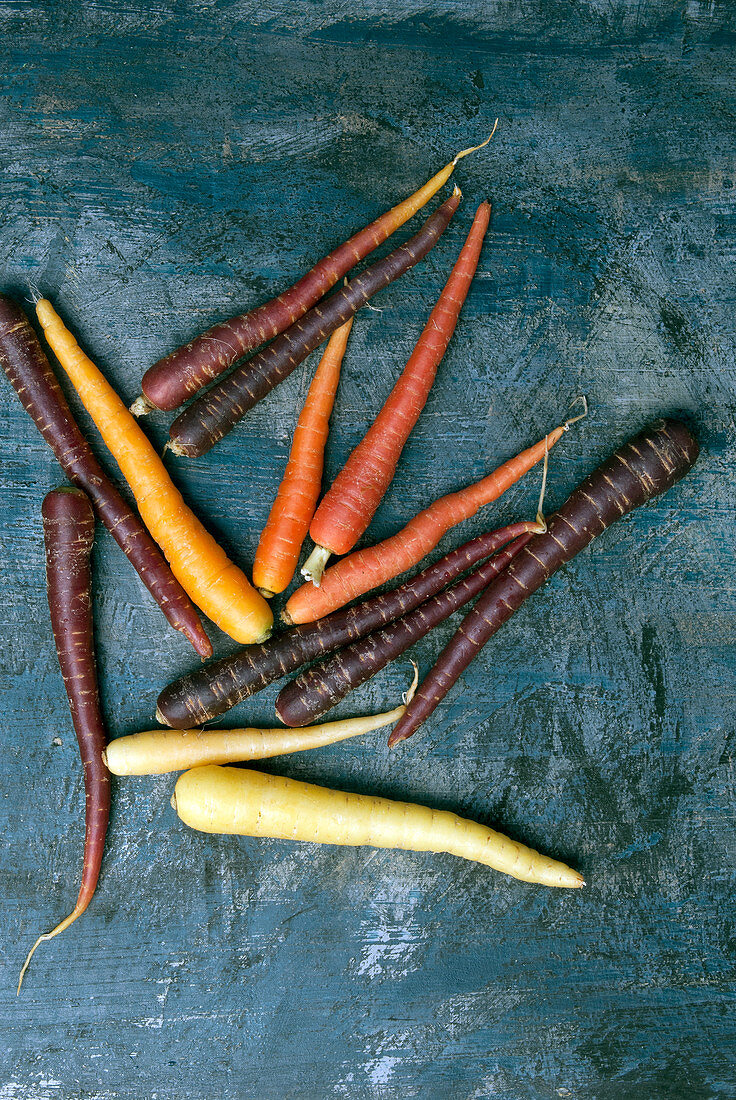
<box><xmin>135</xmin><ymin>130</ymin><xmax>496</xmax><ymax>413</ymax></box>
<box><xmin>0</xmin><ymin>294</ymin><xmax>212</xmax><ymax>658</ymax></box>
<box><xmin>389</xmin><ymin>418</ymin><xmax>699</xmax><ymax>747</ymax></box>
<box><xmin>156</xmin><ymin>520</ymin><xmax>539</xmax><ymax>729</ymax></box>
<box><xmin>275</xmin><ymin>534</ymin><xmax>534</xmax><ymax>727</ymax></box>
<box><xmin>18</xmin><ymin>487</ymin><xmax>109</xmax><ymax>992</ymax></box>
<box><xmin>168</xmin><ymin>190</ymin><xmax>461</xmax><ymax>458</ymax></box>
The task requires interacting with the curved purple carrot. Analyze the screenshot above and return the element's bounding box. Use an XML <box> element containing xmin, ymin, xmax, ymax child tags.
<box><xmin>168</xmin><ymin>190</ymin><xmax>461</xmax><ymax>458</ymax></box>
<box><xmin>0</xmin><ymin>294</ymin><xmax>212</xmax><ymax>658</ymax></box>
<box><xmin>276</xmin><ymin>533</ymin><xmax>534</xmax><ymax>727</ymax></box>
<box><xmin>156</xmin><ymin>520</ymin><xmax>539</xmax><ymax>729</ymax></box>
<box><xmin>389</xmin><ymin>418</ymin><xmax>699</xmax><ymax>746</ymax></box>
<box><xmin>18</xmin><ymin>487</ymin><xmax>109</xmax><ymax>992</ymax></box>
<box><xmin>135</xmin><ymin>130</ymin><xmax>496</xmax><ymax>413</ymax></box>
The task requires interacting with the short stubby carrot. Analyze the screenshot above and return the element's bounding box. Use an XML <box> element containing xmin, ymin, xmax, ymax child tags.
<box><xmin>284</xmin><ymin>420</ymin><xmax>576</xmax><ymax>625</ymax></box>
<box><xmin>135</xmin><ymin>126</ymin><xmax>497</xmax><ymax>413</ymax></box>
<box><xmin>302</xmin><ymin>201</ymin><xmax>491</xmax><ymax>586</ymax></box>
<box><xmin>252</xmin><ymin>317</ymin><xmax>354</xmax><ymax>597</ymax></box>
<box><xmin>35</xmin><ymin>299</ymin><xmax>273</xmax><ymax>646</ymax></box>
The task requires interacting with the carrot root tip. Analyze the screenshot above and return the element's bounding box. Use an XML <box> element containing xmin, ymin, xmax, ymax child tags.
<box><xmin>130</xmin><ymin>394</ymin><xmax>154</xmax><ymax>417</ymax></box>
<box><xmin>451</xmin><ymin>119</ymin><xmax>499</xmax><ymax>166</ymax></box>
<box><xmin>280</xmin><ymin>609</ymin><xmax>294</xmax><ymax>626</ymax></box>
<box><xmin>301</xmin><ymin>545</ymin><xmax>332</xmax><ymax>587</ymax></box>
<box><xmin>155</xmin><ymin>706</ymin><xmax>170</xmax><ymax>727</ymax></box>
<box><xmin>257</xmin><ymin>587</ymin><xmax>275</xmax><ymax>600</ymax></box>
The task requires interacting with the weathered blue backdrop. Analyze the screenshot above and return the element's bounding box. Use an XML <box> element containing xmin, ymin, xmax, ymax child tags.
<box><xmin>1</xmin><ymin>2</ymin><xmax>734</xmax><ymax>1097</ymax></box>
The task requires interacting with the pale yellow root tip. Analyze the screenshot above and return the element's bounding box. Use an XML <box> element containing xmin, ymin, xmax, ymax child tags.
<box><xmin>17</xmin><ymin>907</ymin><xmax>82</xmax><ymax>995</ymax></box>
<box><xmin>563</xmin><ymin>394</ymin><xmax>588</xmax><ymax>430</ymax></box>
<box><xmin>452</xmin><ymin>119</ymin><xmax>499</xmax><ymax>166</ymax></box>
<box><xmin>130</xmin><ymin>394</ymin><xmax>154</xmax><ymax>417</ymax></box>
<box><xmin>301</xmin><ymin>545</ymin><xmax>331</xmax><ymax>587</ymax></box>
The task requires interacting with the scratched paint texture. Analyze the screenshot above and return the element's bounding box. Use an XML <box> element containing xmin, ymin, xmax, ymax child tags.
<box><xmin>0</xmin><ymin>1</ymin><xmax>734</xmax><ymax>1097</ymax></box>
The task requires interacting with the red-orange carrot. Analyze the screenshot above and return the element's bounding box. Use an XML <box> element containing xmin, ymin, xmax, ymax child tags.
<box><xmin>284</xmin><ymin>409</ymin><xmax>586</xmax><ymax>625</ymax></box>
<box><xmin>135</xmin><ymin>127</ymin><xmax>497</xmax><ymax>413</ymax></box>
<box><xmin>302</xmin><ymin>202</ymin><xmax>491</xmax><ymax>586</ymax></box>
<box><xmin>252</xmin><ymin>317</ymin><xmax>354</xmax><ymax>598</ymax></box>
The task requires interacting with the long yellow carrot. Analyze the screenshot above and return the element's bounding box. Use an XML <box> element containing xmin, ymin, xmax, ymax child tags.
<box><xmin>105</xmin><ymin>698</ymin><xmax>409</xmax><ymax>775</ymax></box>
<box><xmin>35</xmin><ymin>299</ymin><xmax>272</xmax><ymax>645</ymax></box>
<box><xmin>172</xmin><ymin>766</ymin><xmax>585</xmax><ymax>888</ymax></box>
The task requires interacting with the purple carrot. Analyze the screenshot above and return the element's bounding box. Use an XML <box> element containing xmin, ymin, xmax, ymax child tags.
<box><xmin>275</xmin><ymin>534</ymin><xmax>534</xmax><ymax>727</ymax></box>
<box><xmin>18</xmin><ymin>487</ymin><xmax>109</xmax><ymax>992</ymax></box>
<box><xmin>389</xmin><ymin>418</ymin><xmax>699</xmax><ymax>747</ymax></box>
<box><xmin>156</xmin><ymin>520</ymin><xmax>539</xmax><ymax>728</ymax></box>
<box><xmin>135</xmin><ymin>130</ymin><xmax>499</xmax><ymax>413</ymax></box>
<box><xmin>0</xmin><ymin>294</ymin><xmax>212</xmax><ymax>658</ymax></box>
<box><xmin>168</xmin><ymin>190</ymin><xmax>461</xmax><ymax>458</ymax></box>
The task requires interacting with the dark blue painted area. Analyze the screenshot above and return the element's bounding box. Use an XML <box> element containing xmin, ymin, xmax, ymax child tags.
<box><xmin>0</xmin><ymin>2</ymin><xmax>734</xmax><ymax>1098</ymax></box>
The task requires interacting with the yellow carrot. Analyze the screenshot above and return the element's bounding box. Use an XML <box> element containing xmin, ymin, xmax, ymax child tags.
<box><xmin>105</xmin><ymin>699</ymin><xmax>408</xmax><ymax>775</ymax></box>
<box><xmin>35</xmin><ymin>299</ymin><xmax>272</xmax><ymax>645</ymax></box>
<box><xmin>172</xmin><ymin>765</ymin><xmax>585</xmax><ymax>888</ymax></box>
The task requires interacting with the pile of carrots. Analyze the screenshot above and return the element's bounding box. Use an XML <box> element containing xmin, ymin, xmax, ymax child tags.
<box><xmin>0</xmin><ymin>123</ymin><xmax>701</xmax><ymax>992</ymax></box>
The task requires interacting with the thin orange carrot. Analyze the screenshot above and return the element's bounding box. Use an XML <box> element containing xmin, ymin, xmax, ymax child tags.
<box><xmin>284</xmin><ymin>408</ymin><xmax>586</xmax><ymax>625</ymax></box>
<box><xmin>252</xmin><ymin>316</ymin><xmax>354</xmax><ymax>598</ymax></box>
<box><xmin>35</xmin><ymin>299</ymin><xmax>273</xmax><ymax>646</ymax></box>
<box><xmin>302</xmin><ymin>201</ymin><xmax>491</xmax><ymax>587</ymax></box>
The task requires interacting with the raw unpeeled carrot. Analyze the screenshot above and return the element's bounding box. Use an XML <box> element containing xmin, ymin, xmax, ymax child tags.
<box><xmin>105</xmin><ymin>671</ymin><xmax>416</xmax><ymax>775</ymax></box>
<box><xmin>302</xmin><ymin>201</ymin><xmax>491</xmax><ymax>586</ymax></box>
<box><xmin>0</xmin><ymin>294</ymin><xmax>211</xmax><ymax>657</ymax></box>
<box><xmin>19</xmin><ymin>488</ymin><xmax>110</xmax><ymax>993</ymax></box>
<box><xmin>172</xmin><ymin>764</ymin><xmax>584</xmax><ymax>888</ymax></box>
<box><xmin>284</xmin><ymin>405</ymin><xmax>586</xmax><ymax>625</ymax></box>
<box><xmin>252</xmin><ymin>316</ymin><xmax>354</xmax><ymax>598</ymax></box>
<box><xmin>157</xmin><ymin>522</ymin><xmax>538</xmax><ymax>729</ymax></box>
<box><xmin>389</xmin><ymin>418</ymin><xmax>700</xmax><ymax>746</ymax></box>
<box><xmin>135</xmin><ymin>126</ymin><xmax>497</xmax><ymax>413</ymax></box>
<box><xmin>35</xmin><ymin>299</ymin><xmax>273</xmax><ymax>646</ymax></box>
<box><xmin>276</xmin><ymin>533</ymin><xmax>534</xmax><ymax>726</ymax></box>
<box><xmin>168</xmin><ymin>191</ymin><xmax>461</xmax><ymax>458</ymax></box>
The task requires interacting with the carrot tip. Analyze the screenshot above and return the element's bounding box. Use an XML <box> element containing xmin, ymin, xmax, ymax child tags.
<box><xmin>130</xmin><ymin>394</ymin><xmax>154</xmax><ymax>417</ymax></box>
<box><xmin>301</xmin><ymin>545</ymin><xmax>332</xmax><ymax>587</ymax></box>
<box><xmin>280</xmin><ymin>609</ymin><xmax>294</xmax><ymax>626</ymax></box>
<box><xmin>257</xmin><ymin>587</ymin><xmax>275</xmax><ymax>600</ymax></box>
<box><xmin>451</xmin><ymin>120</ymin><xmax>499</xmax><ymax>166</ymax></box>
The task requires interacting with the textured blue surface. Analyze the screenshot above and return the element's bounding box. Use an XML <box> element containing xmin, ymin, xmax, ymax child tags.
<box><xmin>0</xmin><ymin>2</ymin><xmax>734</xmax><ymax>1097</ymax></box>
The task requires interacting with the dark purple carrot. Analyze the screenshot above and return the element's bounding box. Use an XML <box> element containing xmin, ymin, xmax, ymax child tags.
<box><xmin>135</xmin><ymin>132</ymin><xmax>495</xmax><ymax>414</ymax></box>
<box><xmin>18</xmin><ymin>487</ymin><xmax>109</xmax><ymax>993</ymax></box>
<box><xmin>0</xmin><ymin>294</ymin><xmax>212</xmax><ymax>658</ymax></box>
<box><xmin>168</xmin><ymin>190</ymin><xmax>461</xmax><ymax>458</ymax></box>
<box><xmin>156</xmin><ymin>520</ymin><xmax>539</xmax><ymax>728</ymax></box>
<box><xmin>388</xmin><ymin>418</ymin><xmax>700</xmax><ymax>747</ymax></box>
<box><xmin>276</xmin><ymin>533</ymin><xmax>535</xmax><ymax>727</ymax></box>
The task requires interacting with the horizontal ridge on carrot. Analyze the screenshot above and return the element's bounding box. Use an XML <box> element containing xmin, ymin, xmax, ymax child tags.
<box><xmin>284</xmin><ymin>404</ymin><xmax>586</xmax><ymax>625</ymax></box>
<box><xmin>277</xmin><ymin>532</ymin><xmax>536</xmax><ymax>726</ymax></box>
<box><xmin>302</xmin><ymin>200</ymin><xmax>491</xmax><ymax>587</ymax></box>
<box><xmin>172</xmin><ymin>764</ymin><xmax>584</xmax><ymax>888</ymax></box>
<box><xmin>35</xmin><ymin>298</ymin><xmax>273</xmax><ymax>646</ymax></box>
<box><xmin>252</xmin><ymin>316</ymin><xmax>354</xmax><ymax>598</ymax></box>
<box><xmin>0</xmin><ymin>293</ymin><xmax>211</xmax><ymax>657</ymax></box>
<box><xmin>106</xmin><ymin>672</ymin><xmax>417</xmax><ymax>775</ymax></box>
<box><xmin>156</xmin><ymin>521</ymin><xmax>538</xmax><ymax>729</ymax></box>
<box><xmin>389</xmin><ymin>418</ymin><xmax>700</xmax><ymax>746</ymax></box>
<box><xmin>135</xmin><ymin>125</ymin><xmax>497</xmax><ymax>414</ymax></box>
<box><xmin>19</xmin><ymin>487</ymin><xmax>110</xmax><ymax>993</ymax></box>
<box><xmin>168</xmin><ymin>190</ymin><xmax>461</xmax><ymax>458</ymax></box>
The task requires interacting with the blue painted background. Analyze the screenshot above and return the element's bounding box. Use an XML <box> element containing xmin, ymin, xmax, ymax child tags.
<box><xmin>1</xmin><ymin>2</ymin><xmax>734</xmax><ymax>1097</ymax></box>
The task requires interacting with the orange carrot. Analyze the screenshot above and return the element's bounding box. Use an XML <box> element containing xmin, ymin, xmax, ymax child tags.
<box><xmin>252</xmin><ymin>317</ymin><xmax>354</xmax><ymax>598</ymax></box>
<box><xmin>35</xmin><ymin>299</ymin><xmax>273</xmax><ymax>646</ymax></box>
<box><xmin>301</xmin><ymin>202</ymin><xmax>491</xmax><ymax>587</ymax></box>
<box><xmin>284</xmin><ymin>409</ymin><xmax>586</xmax><ymax>625</ymax></box>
